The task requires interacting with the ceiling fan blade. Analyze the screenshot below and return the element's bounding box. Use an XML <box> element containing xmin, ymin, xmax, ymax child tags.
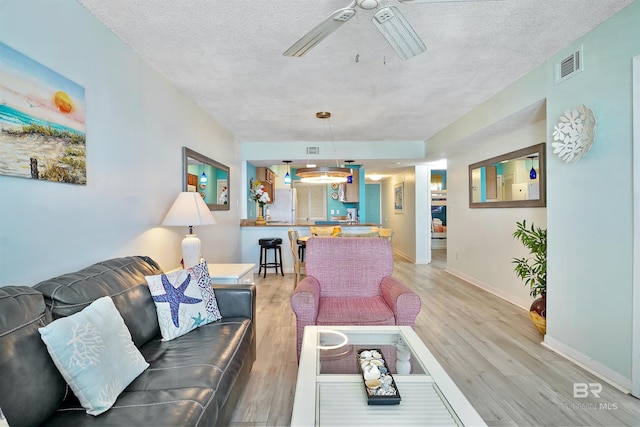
<box><xmin>397</xmin><ymin>0</ymin><xmax>503</xmax><ymax>3</ymax></box>
<box><xmin>372</xmin><ymin>6</ymin><xmax>426</xmax><ymax>60</ymax></box>
<box><xmin>283</xmin><ymin>7</ymin><xmax>357</xmax><ymax>57</ymax></box>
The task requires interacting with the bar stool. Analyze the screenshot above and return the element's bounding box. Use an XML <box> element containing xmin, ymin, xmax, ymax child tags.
<box><xmin>258</xmin><ymin>238</ymin><xmax>284</xmax><ymax>278</ymax></box>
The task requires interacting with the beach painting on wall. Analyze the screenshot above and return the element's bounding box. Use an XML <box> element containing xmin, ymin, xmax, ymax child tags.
<box><xmin>0</xmin><ymin>41</ymin><xmax>86</xmax><ymax>184</ymax></box>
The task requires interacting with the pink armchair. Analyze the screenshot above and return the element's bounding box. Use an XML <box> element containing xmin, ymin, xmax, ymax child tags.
<box><xmin>290</xmin><ymin>237</ymin><xmax>421</xmax><ymax>360</ymax></box>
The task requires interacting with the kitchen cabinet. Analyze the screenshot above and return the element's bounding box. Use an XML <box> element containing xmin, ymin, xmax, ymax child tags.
<box><xmin>187</xmin><ymin>173</ymin><xmax>198</xmax><ymax>191</ymax></box>
<box><xmin>256</xmin><ymin>167</ymin><xmax>276</xmax><ymax>203</ymax></box>
<box><xmin>339</xmin><ymin>171</ymin><xmax>359</xmax><ymax>203</ymax></box>
<box><xmin>256</xmin><ymin>167</ymin><xmax>275</xmax><ymax>184</ymax></box>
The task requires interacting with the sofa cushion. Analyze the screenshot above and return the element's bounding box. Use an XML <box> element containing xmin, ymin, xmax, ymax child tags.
<box><xmin>131</xmin><ymin>318</ymin><xmax>254</xmax><ymax>411</ymax></box>
<box><xmin>145</xmin><ymin>267</ymin><xmax>214</xmax><ymax>341</ymax></box>
<box><xmin>42</xmin><ymin>387</ymin><xmax>218</xmax><ymax>426</ymax></box>
<box><xmin>0</xmin><ymin>286</ymin><xmax>67</xmax><ymax>426</ymax></box>
<box><xmin>34</xmin><ymin>256</ymin><xmax>163</xmax><ymax>347</ymax></box>
<box><xmin>38</xmin><ymin>296</ymin><xmax>149</xmax><ymax>415</ymax></box>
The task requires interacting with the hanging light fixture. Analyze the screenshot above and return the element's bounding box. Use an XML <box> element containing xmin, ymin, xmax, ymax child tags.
<box><xmin>200</xmin><ymin>165</ymin><xmax>208</xmax><ymax>184</ymax></box>
<box><xmin>283</xmin><ymin>160</ymin><xmax>292</xmax><ymax>185</ymax></box>
<box><xmin>528</xmin><ymin>156</ymin><xmax>537</xmax><ymax>180</ymax></box>
<box><xmin>297</xmin><ymin>112</ymin><xmax>352</xmax><ymax>184</ymax></box>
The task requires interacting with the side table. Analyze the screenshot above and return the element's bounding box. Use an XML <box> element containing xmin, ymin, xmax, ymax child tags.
<box><xmin>207</xmin><ymin>263</ymin><xmax>255</xmax><ymax>285</ymax></box>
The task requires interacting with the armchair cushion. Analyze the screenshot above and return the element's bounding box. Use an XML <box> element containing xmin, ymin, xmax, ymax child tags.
<box><xmin>317</xmin><ymin>296</ymin><xmax>394</xmax><ymax>325</ymax></box>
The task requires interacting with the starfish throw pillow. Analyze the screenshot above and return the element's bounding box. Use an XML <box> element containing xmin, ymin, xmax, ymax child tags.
<box><xmin>145</xmin><ymin>265</ymin><xmax>215</xmax><ymax>341</ymax></box>
<box><xmin>189</xmin><ymin>261</ymin><xmax>222</xmax><ymax>322</ymax></box>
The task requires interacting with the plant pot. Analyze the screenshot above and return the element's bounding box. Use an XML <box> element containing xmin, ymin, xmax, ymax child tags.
<box><xmin>529</xmin><ymin>294</ymin><xmax>546</xmax><ymax>335</ymax></box>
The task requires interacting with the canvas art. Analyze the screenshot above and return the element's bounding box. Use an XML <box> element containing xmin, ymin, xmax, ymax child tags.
<box><xmin>0</xmin><ymin>42</ymin><xmax>86</xmax><ymax>184</ymax></box>
<box><xmin>394</xmin><ymin>182</ymin><xmax>404</xmax><ymax>213</ymax></box>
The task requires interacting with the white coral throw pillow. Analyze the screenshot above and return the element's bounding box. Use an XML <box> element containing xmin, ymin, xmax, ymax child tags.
<box><xmin>38</xmin><ymin>296</ymin><xmax>149</xmax><ymax>416</ymax></box>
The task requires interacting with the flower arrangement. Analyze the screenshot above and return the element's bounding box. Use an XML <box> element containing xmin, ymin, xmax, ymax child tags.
<box><xmin>219</xmin><ymin>186</ymin><xmax>228</xmax><ymax>204</ymax></box>
<box><xmin>249</xmin><ymin>180</ymin><xmax>270</xmax><ymax>207</ymax></box>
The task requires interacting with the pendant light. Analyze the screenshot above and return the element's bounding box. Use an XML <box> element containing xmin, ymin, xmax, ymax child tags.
<box><xmin>200</xmin><ymin>165</ymin><xmax>208</xmax><ymax>184</ymax></box>
<box><xmin>283</xmin><ymin>160</ymin><xmax>292</xmax><ymax>185</ymax></box>
<box><xmin>297</xmin><ymin>112</ymin><xmax>352</xmax><ymax>184</ymax></box>
<box><xmin>528</xmin><ymin>156</ymin><xmax>537</xmax><ymax>180</ymax></box>
<box><xmin>344</xmin><ymin>160</ymin><xmax>355</xmax><ymax>183</ymax></box>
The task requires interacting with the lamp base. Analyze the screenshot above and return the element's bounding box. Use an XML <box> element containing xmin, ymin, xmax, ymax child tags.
<box><xmin>182</xmin><ymin>233</ymin><xmax>201</xmax><ymax>269</ymax></box>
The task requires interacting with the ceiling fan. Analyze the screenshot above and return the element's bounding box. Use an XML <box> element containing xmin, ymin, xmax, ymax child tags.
<box><xmin>283</xmin><ymin>0</ymin><xmax>496</xmax><ymax>60</ymax></box>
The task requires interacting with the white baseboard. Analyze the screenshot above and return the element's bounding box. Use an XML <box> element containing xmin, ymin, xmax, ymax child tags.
<box><xmin>445</xmin><ymin>267</ymin><xmax>530</xmax><ymax>311</ymax></box>
<box><xmin>393</xmin><ymin>248</ymin><xmax>415</xmax><ymax>263</ymax></box>
<box><xmin>446</xmin><ymin>267</ymin><xmax>633</xmax><ymax>394</ymax></box>
<box><xmin>542</xmin><ymin>335</ymin><xmax>632</xmax><ymax>394</ymax></box>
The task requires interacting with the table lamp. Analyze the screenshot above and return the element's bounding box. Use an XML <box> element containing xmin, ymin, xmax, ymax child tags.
<box><xmin>162</xmin><ymin>192</ymin><xmax>217</xmax><ymax>268</ymax></box>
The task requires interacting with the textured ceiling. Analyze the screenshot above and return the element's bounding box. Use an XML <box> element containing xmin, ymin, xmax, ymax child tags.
<box><xmin>78</xmin><ymin>0</ymin><xmax>632</xmax><ymax>169</ymax></box>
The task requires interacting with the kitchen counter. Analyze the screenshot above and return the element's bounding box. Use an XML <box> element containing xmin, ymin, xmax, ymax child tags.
<box><xmin>241</xmin><ymin>222</ymin><xmax>382</xmax><ymax>227</ymax></box>
<box><xmin>240</xmin><ymin>223</ymin><xmax>382</xmax><ymax>272</ymax></box>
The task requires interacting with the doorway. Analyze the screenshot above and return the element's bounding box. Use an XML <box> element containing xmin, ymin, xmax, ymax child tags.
<box><xmin>631</xmin><ymin>55</ymin><xmax>639</xmax><ymax>398</ymax></box>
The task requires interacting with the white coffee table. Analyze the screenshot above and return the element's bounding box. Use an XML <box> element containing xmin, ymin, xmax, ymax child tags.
<box><xmin>291</xmin><ymin>325</ymin><xmax>486</xmax><ymax>426</ymax></box>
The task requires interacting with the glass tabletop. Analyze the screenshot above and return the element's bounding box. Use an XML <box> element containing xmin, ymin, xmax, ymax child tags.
<box><xmin>315</xmin><ymin>328</ymin><xmax>428</xmax><ymax>376</ymax></box>
<box><xmin>291</xmin><ymin>326</ymin><xmax>487</xmax><ymax>427</ymax></box>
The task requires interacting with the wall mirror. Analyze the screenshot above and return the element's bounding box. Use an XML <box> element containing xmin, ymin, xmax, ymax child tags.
<box><xmin>183</xmin><ymin>147</ymin><xmax>230</xmax><ymax>211</ymax></box>
<box><xmin>469</xmin><ymin>143</ymin><xmax>546</xmax><ymax>208</ymax></box>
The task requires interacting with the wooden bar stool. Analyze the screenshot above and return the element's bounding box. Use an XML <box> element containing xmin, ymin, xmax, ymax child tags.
<box><xmin>258</xmin><ymin>238</ymin><xmax>284</xmax><ymax>277</ymax></box>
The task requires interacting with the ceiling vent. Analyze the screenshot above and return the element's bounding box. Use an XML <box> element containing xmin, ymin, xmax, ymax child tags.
<box><xmin>306</xmin><ymin>146</ymin><xmax>320</xmax><ymax>155</ymax></box>
<box><xmin>555</xmin><ymin>46</ymin><xmax>583</xmax><ymax>84</ymax></box>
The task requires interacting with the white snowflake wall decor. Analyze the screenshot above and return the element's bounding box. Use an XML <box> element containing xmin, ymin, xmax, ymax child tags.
<box><xmin>551</xmin><ymin>105</ymin><xmax>596</xmax><ymax>163</ymax></box>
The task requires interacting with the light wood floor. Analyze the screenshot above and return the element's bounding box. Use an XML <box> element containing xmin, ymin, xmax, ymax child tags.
<box><xmin>229</xmin><ymin>250</ymin><xmax>640</xmax><ymax>426</ymax></box>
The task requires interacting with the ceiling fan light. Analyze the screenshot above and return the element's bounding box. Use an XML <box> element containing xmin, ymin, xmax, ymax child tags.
<box><xmin>283</xmin><ymin>7</ymin><xmax>357</xmax><ymax>57</ymax></box>
<box><xmin>372</xmin><ymin>6</ymin><xmax>426</xmax><ymax>60</ymax></box>
<box><xmin>297</xmin><ymin>166</ymin><xmax>352</xmax><ymax>184</ymax></box>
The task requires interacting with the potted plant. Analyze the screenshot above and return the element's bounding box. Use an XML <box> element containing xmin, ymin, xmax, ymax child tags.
<box><xmin>512</xmin><ymin>220</ymin><xmax>547</xmax><ymax>334</ymax></box>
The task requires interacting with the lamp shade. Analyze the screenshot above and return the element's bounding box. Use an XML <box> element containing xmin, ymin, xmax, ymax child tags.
<box><xmin>161</xmin><ymin>192</ymin><xmax>217</xmax><ymax>227</ymax></box>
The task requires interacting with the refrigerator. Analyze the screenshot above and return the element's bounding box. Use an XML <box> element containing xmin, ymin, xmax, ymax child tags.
<box><xmin>511</xmin><ymin>182</ymin><xmax>540</xmax><ymax>201</ymax></box>
<box><xmin>267</xmin><ymin>188</ymin><xmax>297</xmax><ymax>223</ymax></box>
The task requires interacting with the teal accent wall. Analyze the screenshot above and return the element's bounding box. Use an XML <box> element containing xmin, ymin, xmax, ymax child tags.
<box><xmin>543</xmin><ymin>2</ymin><xmax>638</xmax><ymax>383</ymax></box>
<box><xmin>246</xmin><ymin>162</ymin><xmax>257</xmax><ymax>219</ymax></box>
<box><xmin>365</xmin><ymin>183</ymin><xmax>381</xmax><ymax>223</ymax></box>
<box><xmin>429</xmin><ymin>2</ymin><xmax>639</xmax><ymax>387</ymax></box>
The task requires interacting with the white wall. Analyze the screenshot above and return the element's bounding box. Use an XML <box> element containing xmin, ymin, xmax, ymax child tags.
<box><xmin>0</xmin><ymin>0</ymin><xmax>241</xmax><ymax>285</ymax></box>
<box><xmin>446</xmin><ymin>120</ymin><xmax>547</xmax><ymax>310</ymax></box>
<box><xmin>381</xmin><ymin>168</ymin><xmax>417</xmax><ymax>262</ymax></box>
<box><xmin>428</xmin><ymin>1</ymin><xmax>639</xmax><ymax>390</ymax></box>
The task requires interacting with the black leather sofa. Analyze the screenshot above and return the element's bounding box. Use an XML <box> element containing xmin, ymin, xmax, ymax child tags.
<box><xmin>0</xmin><ymin>256</ymin><xmax>256</xmax><ymax>426</ymax></box>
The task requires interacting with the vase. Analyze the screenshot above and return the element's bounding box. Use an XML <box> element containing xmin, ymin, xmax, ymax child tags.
<box><xmin>529</xmin><ymin>294</ymin><xmax>546</xmax><ymax>334</ymax></box>
<box><xmin>255</xmin><ymin>203</ymin><xmax>267</xmax><ymax>226</ymax></box>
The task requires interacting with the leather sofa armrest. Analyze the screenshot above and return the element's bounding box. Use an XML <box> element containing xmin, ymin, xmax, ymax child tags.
<box><xmin>380</xmin><ymin>276</ymin><xmax>421</xmax><ymax>326</ymax></box>
<box><xmin>213</xmin><ymin>284</ymin><xmax>256</xmax><ymax>320</ymax></box>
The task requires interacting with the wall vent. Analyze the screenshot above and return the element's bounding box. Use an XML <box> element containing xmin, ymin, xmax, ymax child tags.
<box><xmin>555</xmin><ymin>46</ymin><xmax>583</xmax><ymax>84</ymax></box>
<box><xmin>306</xmin><ymin>146</ymin><xmax>320</xmax><ymax>155</ymax></box>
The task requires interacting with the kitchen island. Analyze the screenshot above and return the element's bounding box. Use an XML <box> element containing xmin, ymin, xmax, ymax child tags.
<box><xmin>241</xmin><ymin>222</ymin><xmax>382</xmax><ymax>273</ymax></box>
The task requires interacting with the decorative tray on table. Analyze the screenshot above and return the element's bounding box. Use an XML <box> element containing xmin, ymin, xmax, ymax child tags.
<box><xmin>357</xmin><ymin>349</ymin><xmax>401</xmax><ymax>405</ymax></box>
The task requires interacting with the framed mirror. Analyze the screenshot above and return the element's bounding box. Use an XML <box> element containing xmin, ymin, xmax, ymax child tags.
<box><xmin>469</xmin><ymin>143</ymin><xmax>546</xmax><ymax>208</ymax></box>
<box><xmin>183</xmin><ymin>147</ymin><xmax>230</xmax><ymax>211</ymax></box>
